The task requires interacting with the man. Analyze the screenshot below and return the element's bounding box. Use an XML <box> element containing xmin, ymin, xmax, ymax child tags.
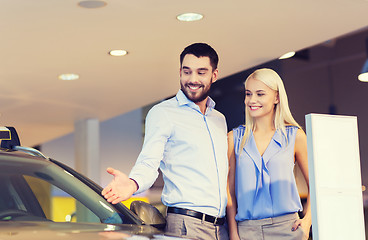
<box><xmin>102</xmin><ymin>43</ymin><xmax>228</xmax><ymax>240</ymax></box>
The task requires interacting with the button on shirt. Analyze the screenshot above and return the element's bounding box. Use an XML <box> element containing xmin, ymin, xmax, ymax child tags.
<box><xmin>129</xmin><ymin>90</ymin><xmax>228</xmax><ymax>217</ymax></box>
<box><xmin>233</xmin><ymin>125</ymin><xmax>302</xmax><ymax>221</ymax></box>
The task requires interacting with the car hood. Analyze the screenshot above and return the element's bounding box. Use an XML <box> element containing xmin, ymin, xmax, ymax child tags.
<box><xmin>0</xmin><ymin>221</ymin><xmax>185</xmax><ymax>240</ymax></box>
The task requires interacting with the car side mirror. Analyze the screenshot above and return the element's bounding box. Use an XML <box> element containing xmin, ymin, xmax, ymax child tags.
<box><xmin>130</xmin><ymin>200</ymin><xmax>166</xmax><ymax>230</ymax></box>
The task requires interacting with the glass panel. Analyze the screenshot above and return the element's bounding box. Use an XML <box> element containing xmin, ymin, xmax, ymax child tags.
<box><xmin>24</xmin><ymin>175</ymin><xmax>99</xmax><ymax>223</ymax></box>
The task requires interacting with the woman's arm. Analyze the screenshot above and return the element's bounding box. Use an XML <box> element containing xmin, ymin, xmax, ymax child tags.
<box><xmin>226</xmin><ymin>131</ymin><xmax>240</xmax><ymax>240</ymax></box>
<box><xmin>293</xmin><ymin>128</ymin><xmax>312</xmax><ymax>237</ymax></box>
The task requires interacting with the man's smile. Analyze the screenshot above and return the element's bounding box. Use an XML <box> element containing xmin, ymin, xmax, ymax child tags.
<box><xmin>187</xmin><ymin>83</ymin><xmax>203</xmax><ymax>91</ymax></box>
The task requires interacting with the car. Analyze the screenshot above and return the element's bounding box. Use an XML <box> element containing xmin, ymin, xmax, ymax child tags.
<box><xmin>0</xmin><ymin>126</ymin><xmax>185</xmax><ymax>240</ymax></box>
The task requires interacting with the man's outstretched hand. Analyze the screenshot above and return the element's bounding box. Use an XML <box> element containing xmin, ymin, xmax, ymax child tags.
<box><xmin>101</xmin><ymin>167</ymin><xmax>138</xmax><ymax>204</ymax></box>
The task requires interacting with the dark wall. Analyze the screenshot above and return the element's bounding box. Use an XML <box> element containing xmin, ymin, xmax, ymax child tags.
<box><xmin>210</xmin><ymin>28</ymin><xmax>368</xmax><ymax>202</ymax></box>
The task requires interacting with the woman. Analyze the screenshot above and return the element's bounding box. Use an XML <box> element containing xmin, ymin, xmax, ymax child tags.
<box><xmin>227</xmin><ymin>68</ymin><xmax>311</xmax><ymax>240</ymax></box>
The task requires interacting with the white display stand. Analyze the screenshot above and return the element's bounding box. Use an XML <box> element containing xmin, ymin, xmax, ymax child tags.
<box><xmin>305</xmin><ymin>114</ymin><xmax>366</xmax><ymax>240</ymax></box>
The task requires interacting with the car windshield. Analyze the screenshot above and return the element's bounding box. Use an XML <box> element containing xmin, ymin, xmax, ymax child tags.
<box><xmin>0</xmin><ymin>152</ymin><xmax>133</xmax><ymax>224</ymax></box>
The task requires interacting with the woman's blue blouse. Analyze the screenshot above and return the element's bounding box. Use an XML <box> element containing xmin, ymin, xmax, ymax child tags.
<box><xmin>233</xmin><ymin>125</ymin><xmax>303</xmax><ymax>221</ymax></box>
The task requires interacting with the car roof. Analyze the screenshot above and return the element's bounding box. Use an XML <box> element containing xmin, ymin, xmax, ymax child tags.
<box><xmin>0</xmin><ymin>126</ymin><xmax>144</xmax><ymax>226</ymax></box>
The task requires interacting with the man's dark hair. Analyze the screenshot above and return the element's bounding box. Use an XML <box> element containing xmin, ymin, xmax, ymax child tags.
<box><xmin>180</xmin><ymin>43</ymin><xmax>219</xmax><ymax>71</ymax></box>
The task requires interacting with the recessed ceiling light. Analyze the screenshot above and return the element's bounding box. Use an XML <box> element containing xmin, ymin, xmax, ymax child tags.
<box><xmin>176</xmin><ymin>13</ymin><xmax>203</xmax><ymax>22</ymax></box>
<box><xmin>58</xmin><ymin>73</ymin><xmax>79</xmax><ymax>81</ymax></box>
<box><xmin>359</xmin><ymin>59</ymin><xmax>368</xmax><ymax>82</ymax></box>
<box><xmin>78</xmin><ymin>0</ymin><xmax>107</xmax><ymax>8</ymax></box>
<box><xmin>109</xmin><ymin>50</ymin><xmax>128</xmax><ymax>56</ymax></box>
<box><xmin>279</xmin><ymin>51</ymin><xmax>295</xmax><ymax>60</ymax></box>
<box><xmin>358</xmin><ymin>72</ymin><xmax>368</xmax><ymax>82</ymax></box>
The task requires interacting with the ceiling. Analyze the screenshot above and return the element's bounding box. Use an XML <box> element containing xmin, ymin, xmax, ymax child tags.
<box><xmin>1</xmin><ymin>0</ymin><xmax>367</xmax><ymax>146</ymax></box>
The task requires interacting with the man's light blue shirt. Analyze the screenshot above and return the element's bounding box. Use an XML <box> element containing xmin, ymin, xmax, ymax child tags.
<box><xmin>129</xmin><ymin>90</ymin><xmax>228</xmax><ymax>217</ymax></box>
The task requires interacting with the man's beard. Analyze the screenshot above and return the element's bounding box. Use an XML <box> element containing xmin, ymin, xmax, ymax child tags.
<box><xmin>180</xmin><ymin>78</ymin><xmax>212</xmax><ymax>103</ymax></box>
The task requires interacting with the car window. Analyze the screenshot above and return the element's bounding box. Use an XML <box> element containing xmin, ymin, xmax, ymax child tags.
<box><xmin>0</xmin><ymin>173</ymin><xmax>48</xmax><ymax>221</ymax></box>
<box><xmin>25</xmin><ymin>175</ymin><xmax>100</xmax><ymax>223</ymax></box>
<box><xmin>0</xmin><ymin>173</ymin><xmax>100</xmax><ymax>223</ymax></box>
<box><xmin>0</xmin><ymin>153</ymin><xmax>141</xmax><ymax>225</ymax></box>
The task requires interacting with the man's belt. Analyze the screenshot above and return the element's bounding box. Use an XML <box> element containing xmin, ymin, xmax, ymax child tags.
<box><xmin>167</xmin><ymin>207</ymin><xmax>225</xmax><ymax>225</ymax></box>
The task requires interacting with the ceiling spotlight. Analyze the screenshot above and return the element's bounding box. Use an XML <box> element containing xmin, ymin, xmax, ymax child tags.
<box><xmin>78</xmin><ymin>0</ymin><xmax>107</xmax><ymax>8</ymax></box>
<box><xmin>109</xmin><ymin>50</ymin><xmax>128</xmax><ymax>56</ymax></box>
<box><xmin>358</xmin><ymin>59</ymin><xmax>368</xmax><ymax>82</ymax></box>
<box><xmin>279</xmin><ymin>51</ymin><xmax>295</xmax><ymax>60</ymax></box>
<box><xmin>58</xmin><ymin>73</ymin><xmax>79</xmax><ymax>81</ymax></box>
<box><xmin>358</xmin><ymin>38</ymin><xmax>368</xmax><ymax>82</ymax></box>
<box><xmin>358</xmin><ymin>72</ymin><xmax>368</xmax><ymax>82</ymax></box>
<box><xmin>176</xmin><ymin>13</ymin><xmax>203</xmax><ymax>22</ymax></box>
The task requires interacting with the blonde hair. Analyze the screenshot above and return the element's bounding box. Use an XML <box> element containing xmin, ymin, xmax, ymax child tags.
<box><xmin>239</xmin><ymin>68</ymin><xmax>301</xmax><ymax>152</ymax></box>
